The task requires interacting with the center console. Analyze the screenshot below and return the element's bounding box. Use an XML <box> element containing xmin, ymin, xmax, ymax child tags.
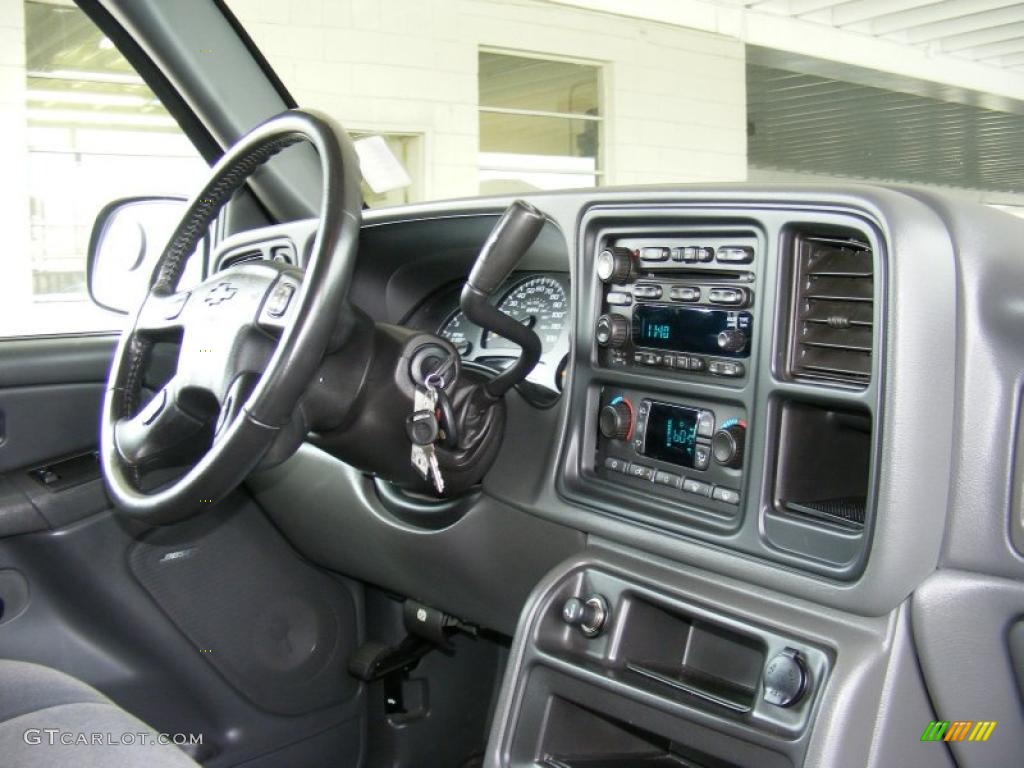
<box><xmin>558</xmin><ymin>204</ymin><xmax>882</xmax><ymax>579</ymax></box>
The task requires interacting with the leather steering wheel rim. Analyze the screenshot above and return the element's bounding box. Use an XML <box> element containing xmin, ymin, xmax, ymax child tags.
<box><xmin>100</xmin><ymin>109</ymin><xmax>362</xmax><ymax>524</ymax></box>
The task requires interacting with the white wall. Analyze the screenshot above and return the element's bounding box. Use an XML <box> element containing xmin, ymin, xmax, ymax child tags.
<box><xmin>0</xmin><ymin>0</ymin><xmax>30</xmax><ymax>315</ymax></box>
<box><xmin>230</xmin><ymin>0</ymin><xmax>747</xmax><ymax>201</ymax></box>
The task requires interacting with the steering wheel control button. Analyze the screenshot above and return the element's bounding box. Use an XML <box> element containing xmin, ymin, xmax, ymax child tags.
<box><xmin>763</xmin><ymin>649</ymin><xmax>808</xmax><ymax>708</ymax></box>
<box><xmin>712</xmin><ymin>486</ymin><xmax>741</xmax><ymax>505</ymax></box>
<box><xmin>562</xmin><ymin>594</ymin><xmax>609</xmax><ymax>637</ymax></box>
<box><xmin>266</xmin><ymin>281</ymin><xmax>296</xmax><ymax>318</ymax></box>
<box><xmin>162</xmin><ymin>293</ymin><xmax>189</xmax><ymax>320</ymax></box>
<box><xmin>717</xmin><ymin>245</ymin><xmax>754</xmax><ymax>264</ymax></box>
<box><xmin>596</xmin><ymin>247</ymin><xmax>634</xmax><ymax>284</ymax></box>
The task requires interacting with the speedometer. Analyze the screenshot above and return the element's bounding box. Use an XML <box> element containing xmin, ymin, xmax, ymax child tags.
<box><xmin>483</xmin><ymin>276</ymin><xmax>568</xmax><ymax>354</ymax></box>
<box><xmin>439</xmin><ymin>310</ymin><xmax>473</xmax><ymax>356</ymax></box>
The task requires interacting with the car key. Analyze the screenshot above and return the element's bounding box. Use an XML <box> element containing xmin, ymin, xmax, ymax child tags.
<box><xmin>407</xmin><ymin>384</ymin><xmax>445</xmax><ymax>493</ymax></box>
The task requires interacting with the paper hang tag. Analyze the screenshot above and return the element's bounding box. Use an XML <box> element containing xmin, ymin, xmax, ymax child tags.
<box><xmin>353</xmin><ymin>135</ymin><xmax>413</xmax><ymax>194</ymax></box>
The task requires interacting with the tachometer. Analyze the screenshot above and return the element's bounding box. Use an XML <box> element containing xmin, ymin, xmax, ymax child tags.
<box><xmin>483</xmin><ymin>276</ymin><xmax>568</xmax><ymax>354</ymax></box>
<box><xmin>438</xmin><ymin>310</ymin><xmax>473</xmax><ymax>356</ymax></box>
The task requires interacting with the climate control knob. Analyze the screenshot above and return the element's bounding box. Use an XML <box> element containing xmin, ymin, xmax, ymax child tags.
<box><xmin>599</xmin><ymin>400</ymin><xmax>633</xmax><ymax>441</ymax></box>
<box><xmin>596</xmin><ymin>247</ymin><xmax>634</xmax><ymax>284</ymax></box>
<box><xmin>717</xmin><ymin>329</ymin><xmax>749</xmax><ymax>354</ymax></box>
<box><xmin>712</xmin><ymin>422</ymin><xmax>746</xmax><ymax>469</ymax></box>
<box><xmin>596</xmin><ymin>314</ymin><xmax>629</xmax><ymax>348</ymax></box>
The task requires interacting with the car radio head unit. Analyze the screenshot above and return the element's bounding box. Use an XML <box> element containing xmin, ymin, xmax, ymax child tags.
<box><xmin>593</xmin><ymin>239</ymin><xmax>757</xmax><ymax>379</ymax></box>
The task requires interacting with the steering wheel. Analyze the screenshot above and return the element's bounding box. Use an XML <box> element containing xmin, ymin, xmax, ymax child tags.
<box><xmin>100</xmin><ymin>109</ymin><xmax>361</xmax><ymax>524</ymax></box>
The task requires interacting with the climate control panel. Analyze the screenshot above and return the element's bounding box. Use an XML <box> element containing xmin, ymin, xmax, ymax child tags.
<box><xmin>595</xmin><ymin>388</ymin><xmax>747</xmax><ymax>512</ymax></box>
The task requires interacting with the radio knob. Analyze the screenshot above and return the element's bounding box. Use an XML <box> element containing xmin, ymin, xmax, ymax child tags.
<box><xmin>599</xmin><ymin>400</ymin><xmax>633</xmax><ymax>441</ymax></box>
<box><xmin>596</xmin><ymin>247</ymin><xmax>634</xmax><ymax>285</ymax></box>
<box><xmin>596</xmin><ymin>314</ymin><xmax>629</xmax><ymax>348</ymax></box>
<box><xmin>717</xmin><ymin>329</ymin><xmax>749</xmax><ymax>354</ymax></box>
<box><xmin>712</xmin><ymin>422</ymin><xmax>746</xmax><ymax>469</ymax></box>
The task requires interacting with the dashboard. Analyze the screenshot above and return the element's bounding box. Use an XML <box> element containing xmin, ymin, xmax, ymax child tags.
<box><xmin>244</xmin><ymin>184</ymin><xmax>1024</xmax><ymax>768</ymax></box>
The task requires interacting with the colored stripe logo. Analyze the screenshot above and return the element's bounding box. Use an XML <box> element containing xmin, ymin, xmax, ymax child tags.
<box><xmin>921</xmin><ymin>721</ymin><xmax>997</xmax><ymax>742</ymax></box>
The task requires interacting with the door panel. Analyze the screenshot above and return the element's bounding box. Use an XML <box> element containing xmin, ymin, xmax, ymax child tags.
<box><xmin>0</xmin><ymin>336</ymin><xmax>366</xmax><ymax>767</ymax></box>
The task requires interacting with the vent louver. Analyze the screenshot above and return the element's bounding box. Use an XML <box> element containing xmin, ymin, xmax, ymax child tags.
<box><xmin>788</xmin><ymin>234</ymin><xmax>874</xmax><ymax>387</ymax></box>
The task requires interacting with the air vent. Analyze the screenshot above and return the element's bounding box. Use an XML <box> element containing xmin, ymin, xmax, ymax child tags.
<box><xmin>788</xmin><ymin>233</ymin><xmax>874</xmax><ymax>387</ymax></box>
<box><xmin>219</xmin><ymin>249</ymin><xmax>263</xmax><ymax>269</ymax></box>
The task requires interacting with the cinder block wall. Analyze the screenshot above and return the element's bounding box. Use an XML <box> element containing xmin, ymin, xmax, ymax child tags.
<box><xmin>231</xmin><ymin>0</ymin><xmax>747</xmax><ymax>201</ymax></box>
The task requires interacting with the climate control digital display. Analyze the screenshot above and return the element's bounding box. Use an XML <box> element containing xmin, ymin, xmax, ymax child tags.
<box><xmin>642</xmin><ymin>403</ymin><xmax>700</xmax><ymax>468</ymax></box>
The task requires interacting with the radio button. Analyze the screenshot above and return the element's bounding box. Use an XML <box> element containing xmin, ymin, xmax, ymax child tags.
<box><xmin>708</xmin><ymin>360</ymin><xmax>745</xmax><ymax>377</ymax></box>
<box><xmin>697</xmin><ymin>411</ymin><xmax>715</xmax><ymax>438</ymax></box>
<box><xmin>628</xmin><ymin>464</ymin><xmax>655</xmax><ymax>481</ymax></box>
<box><xmin>669</xmin><ymin>286</ymin><xmax>701</xmax><ymax>302</ymax></box>
<box><xmin>598</xmin><ymin>247</ymin><xmax>635</xmax><ymax>284</ymax></box>
<box><xmin>655</xmin><ymin>470</ymin><xmax>683</xmax><ymax>489</ymax></box>
<box><xmin>694</xmin><ymin>445</ymin><xmax>711</xmax><ymax>470</ymax></box>
<box><xmin>596</xmin><ymin>314</ymin><xmax>629</xmax><ymax>348</ymax></box>
<box><xmin>604</xmin><ymin>457</ymin><xmax>630</xmax><ymax>474</ymax></box>
<box><xmin>713</xmin><ymin>486</ymin><xmax>741</xmax><ymax>505</ymax></box>
<box><xmin>632</xmin><ymin>284</ymin><xmax>662</xmax><ymax>299</ymax></box>
<box><xmin>683</xmin><ymin>478</ymin><xmax>712</xmax><ymax>497</ymax></box>
<box><xmin>708</xmin><ymin>287</ymin><xmax>748</xmax><ymax>306</ymax></box>
<box><xmin>717</xmin><ymin>329</ymin><xmax>749</xmax><ymax>353</ymax></box>
<box><xmin>640</xmin><ymin>247</ymin><xmax>670</xmax><ymax>262</ymax></box>
<box><xmin>607</xmin><ymin>291</ymin><xmax>632</xmax><ymax>306</ymax></box>
<box><xmin>717</xmin><ymin>246</ymin><xmax>754</xmax><ymax>264</ymax></box>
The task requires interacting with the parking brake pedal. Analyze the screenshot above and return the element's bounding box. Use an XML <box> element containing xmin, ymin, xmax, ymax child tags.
<box><xmin>348</xmin><ymin>601</ymin><xmax>477</xmax><ymax>718</ymax></box>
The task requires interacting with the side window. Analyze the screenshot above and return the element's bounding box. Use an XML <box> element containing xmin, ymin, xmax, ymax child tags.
<box><xmin>3</xmin><ymin>0</ymin><xmax>208</xmax><ymax>338</ymax></box>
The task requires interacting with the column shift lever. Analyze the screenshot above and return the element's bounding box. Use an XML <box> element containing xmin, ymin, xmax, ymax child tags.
<box><xmin>460</xmin><ymin>200</ymin><xmax>546</xmax><ymax>398</ymax></box>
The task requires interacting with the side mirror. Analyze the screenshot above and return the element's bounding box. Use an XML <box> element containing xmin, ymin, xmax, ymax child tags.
<box><xmin>87</xmin><ymin>196</ymin><xmax>207</xmax><ymax>314</ymax></box>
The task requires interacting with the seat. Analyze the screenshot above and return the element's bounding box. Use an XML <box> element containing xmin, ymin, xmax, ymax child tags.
<box><xmin>0</xmin><ymin>659</ymin><xmax>199</xmax><ymax>768</ymax></box>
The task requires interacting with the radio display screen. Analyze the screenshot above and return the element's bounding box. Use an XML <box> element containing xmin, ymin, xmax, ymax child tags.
<box><xmin>642</xmin><ymin>402</ymin><xmax>699</xmax><ymax>467</ymax></box>
<box><xmin>633</xmin><ymin>304</ymin><xmax>752</xmax><ymax>357</ymax></box>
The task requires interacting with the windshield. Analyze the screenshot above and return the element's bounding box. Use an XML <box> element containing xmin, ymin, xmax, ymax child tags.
<box><xmin>227</xmin><ymin>0</ymin><xmax>1024</xmax><ymax>212</ymax></box>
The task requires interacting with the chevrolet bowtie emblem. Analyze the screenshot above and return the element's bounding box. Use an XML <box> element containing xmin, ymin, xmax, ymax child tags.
<box><xmin>204</xmin><ymin>282</ymin><xmax>237</xmax><ymax>306</ymax></box>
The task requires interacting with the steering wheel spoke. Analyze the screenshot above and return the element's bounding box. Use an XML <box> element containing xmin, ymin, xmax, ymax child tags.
<box><xmin>134</xmin><ymin>289</ymin><xmax>191</xmax><ymax>336</ymax></box>
<box><xmin>114</xmin><ymin>377</ymin><xmax>213</xmax><ymax>470</ymax></box>
<box><xmin>213</xmin><ymin>373</ymin><xmax>259</xmax><ymax>446</ymax></box>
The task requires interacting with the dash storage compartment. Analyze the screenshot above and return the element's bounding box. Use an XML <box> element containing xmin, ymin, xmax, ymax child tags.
<box><xmin>615</xmin><ymin>597</ymin><xmax>766</xmax><ymax>714</ymax></box>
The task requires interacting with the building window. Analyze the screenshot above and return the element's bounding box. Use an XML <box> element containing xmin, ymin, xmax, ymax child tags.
<box><xmin>478</xmin><ymin>50</ymin><xmax>601</xmax><ymax>195</ymax></box>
